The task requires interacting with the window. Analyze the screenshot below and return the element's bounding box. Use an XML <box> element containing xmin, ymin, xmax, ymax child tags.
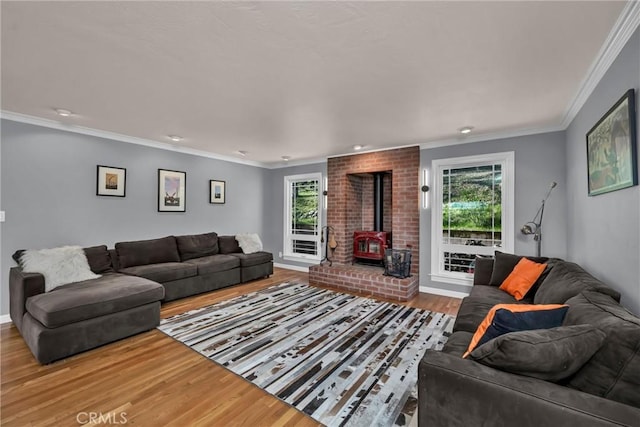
<box><xmin>284</xmin><ymin>173</ymin><xmax>322</xmax><ymax>261</ymax></box>
<box><xmin>430</xmin><ymin>152</ymin><xmax>514</xmax><ymax>286</ymax></box>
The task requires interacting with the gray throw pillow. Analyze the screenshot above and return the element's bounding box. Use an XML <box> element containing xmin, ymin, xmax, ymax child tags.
<box><xmin>468</xmin><ymin>325</ymin><xmax>606</xmax><ymax>382</ymax></box>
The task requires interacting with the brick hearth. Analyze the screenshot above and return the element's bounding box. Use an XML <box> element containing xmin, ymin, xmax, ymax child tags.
<box><xmin>309</xmin><ymin>264</ymin><xmax>419</xmax><ymax>302</ymax></box>
<box><xmin>309</xmin><ymin>146</ymin><xmax>420</xmax><ymax>301</ymax></box>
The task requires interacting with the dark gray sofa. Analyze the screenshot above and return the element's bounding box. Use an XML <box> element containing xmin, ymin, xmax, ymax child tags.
<box><xmin>10</xmin><ymin>245</ymin><xmax>165</xmax><ymax>364</ymax></box>
<box><xmin>112</xmin><ymin>233</ymin><xmax>273</xmax><ymax>301</ymax></box>
<box><xmin>418</xmin><ymin>254</ymin><xmax>640</xmax><ymax>426</ymax></box>
<box><xmin>10</xmin><ymin>233</ymin><xmax>273</xmax><ymax>364</ymax></box>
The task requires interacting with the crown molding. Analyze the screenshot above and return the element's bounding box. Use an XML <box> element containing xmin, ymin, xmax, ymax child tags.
<box><xmin>419</xmin><ymin>124</ymin><xmax>564</xmax><ymax>150</ymax></box>
<box><xmin>0</xmin><ymin>110</ymin><xmax>269</xmax><ymax>169</ymax></box>
<box><xmin>3</xmin><ymin>3</ymin><xmax>638</xmax><ymax>168</ymax></box>
<box><xmin>561</xmin><ymin>1</ymin><xmax>640</xmax><ymax>128</ymax></box>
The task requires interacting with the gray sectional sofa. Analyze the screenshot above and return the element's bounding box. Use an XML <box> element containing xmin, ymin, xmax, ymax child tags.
<box><xmin>418</xmin><ymin>253</ymin><xmax>640</xmax><ymax>426</ymax></box>
<box><xmin>10</xmin><ymin>232</ymin><xmax>273</xmax><ymax>364</ymax></box>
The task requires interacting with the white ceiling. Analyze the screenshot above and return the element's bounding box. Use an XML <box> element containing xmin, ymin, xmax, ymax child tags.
<box><xmin>0</xmin><ymin>1</ymin><xmax>629</xmax><ymax>166</ymax></box>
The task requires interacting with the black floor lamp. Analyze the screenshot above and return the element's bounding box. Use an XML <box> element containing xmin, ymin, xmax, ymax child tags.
<box><xmin>520</xmin><ymin>182</ymin><xmax>557</xmax><ymax>257</ymax></box>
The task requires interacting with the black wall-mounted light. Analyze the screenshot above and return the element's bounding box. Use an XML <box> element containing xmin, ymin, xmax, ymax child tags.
<box><xmin>421</xmin><ymin>185</ymin><xmax>430</xmax><ymax>192</ymax></box>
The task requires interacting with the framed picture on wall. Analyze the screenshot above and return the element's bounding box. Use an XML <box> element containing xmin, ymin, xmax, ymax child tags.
<box><xmin>210</xmin><ymin>180</ymin><xmax>226</xmax><ymax>204</ymax></box>
<box><xmin>158</xmin><ymin>169</ymin><xmax>186</xmax><ymax>212</ymax></box>
<box><xmin>96</xmin><ymin>165</ymin><xmax>126</xmax><ymax>197</ymax></box>
<box><xmin>586</xmin><ymin>89</ymin><xmax>638</xmax><ymax>196</ymax></box>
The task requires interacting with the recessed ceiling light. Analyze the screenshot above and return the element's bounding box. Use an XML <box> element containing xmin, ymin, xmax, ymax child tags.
<box><xmin>353</xmin><ymin>145</ymin><xmax>363</xmax><ymax>151</ymax></box>
<box><xmin>459</xmin><ymin>126</ymin><xmax>474</xmax><ymax>134</ymax></box>
<box><xmin>282</xmin><ymin>156</ymin><xmax>291</xmax><ymax>162</ymax></box>
<box><xmin>168</xmin><ymin>135</ymin><xmax>183</xmax><ymax>142</ymax></box>
<box><xmin>237</xmin><ymin>150</ymin><xmax>248</xmax><ymax>157</ymax></box>
<box><xmin>55</xmin><ymin>108</ymin><xmax>72</xmax><ymax>117</ymax></box>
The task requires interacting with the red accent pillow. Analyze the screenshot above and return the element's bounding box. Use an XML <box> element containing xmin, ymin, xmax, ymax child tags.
<box><xmin>499</xmin><ymin>258</ymin><xmax>547</xmax><ymax>300</ymax></box>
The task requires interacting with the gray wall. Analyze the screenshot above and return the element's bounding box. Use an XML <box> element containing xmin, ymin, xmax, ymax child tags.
<box><xmin>566</xmin><ymin>28</ymin><xmax>640</xmax><ymax>314</ymax></box>
<box><xmin>263</xmin><ymin>162</ymin><xmax>327</xmax><ymax>268</ymax></box>
<box><xmin>1</xmin><ymin>120</ymin><xmax>267</xmax><ymax>315</ymax></box>
<box><xmin>420</xmin><ymin>131</ymin><xmax>568</xmax><ymax>294</ymax></box>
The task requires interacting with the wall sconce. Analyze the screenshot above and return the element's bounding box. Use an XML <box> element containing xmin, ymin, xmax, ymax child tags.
<box><xmin>521</xmin><ymin>182</ymin><xmax>557</xmax><ymax>257</ymax></box>
<box><xmin>323</xmin><ymin>177</ymin><xmax>328</xmax><ymax>209</ymax></box>
<box><xmin>421</xmin><ymin>168</ymin><xmax>430</xmax><ymax>209</ymax></box>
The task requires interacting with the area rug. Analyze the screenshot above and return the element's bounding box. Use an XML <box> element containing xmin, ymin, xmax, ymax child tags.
<box><xmin>158</xmin><ymin>282</ymin><xmax>454</xmax><ymax>427</ymax></box>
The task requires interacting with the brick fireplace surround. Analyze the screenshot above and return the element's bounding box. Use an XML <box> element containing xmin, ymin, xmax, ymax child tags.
<box><xmin>309</xmin><ymin>146</ymin><xmax>420</xmax><ymax>301</ymax></box>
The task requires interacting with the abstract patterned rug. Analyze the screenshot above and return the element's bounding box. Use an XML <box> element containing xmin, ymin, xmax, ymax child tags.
<box><xmin>158</xmin><ymin>282</ymin><xmax>454</xmax><ymax>427</ymax></box>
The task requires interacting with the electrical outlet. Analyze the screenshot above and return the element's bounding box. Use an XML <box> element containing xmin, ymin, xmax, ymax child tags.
<box><xmin>278</xmin><ymin>251</ymin><xmax>283</xmax><ymax>258</ymax></box>
<box><xmin>0</xmin><ymin>211</ymin><xmax>5</xmax><ymax>223</ymax></box>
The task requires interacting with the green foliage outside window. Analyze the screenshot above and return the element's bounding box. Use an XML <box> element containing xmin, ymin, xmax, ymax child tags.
<box><xmin>292</xmin><ymin>181</ymin><xmax>318</xmax><ymax>232</ymax></box>
<box><xmin>443</xmin><ymin>167</ymin><xmax>501</xmax><ymax>232</ymax></box>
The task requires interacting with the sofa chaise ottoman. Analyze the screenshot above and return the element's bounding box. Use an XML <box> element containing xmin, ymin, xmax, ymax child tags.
<box><xmin>10</xmin><ymin>245</ymin><xmax>164</xmax><ymax>364</ymax></box>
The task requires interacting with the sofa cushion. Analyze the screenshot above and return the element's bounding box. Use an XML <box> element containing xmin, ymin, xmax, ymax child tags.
<box><xmin>229</xmin><ymin>251</ymin><xmax>273</xmax><ymax>268</ymax></box>
<box><xmin>218</xmin><ymin>235</ymin><xmax>242</xmax><ymax>254</ymax></box>
<box><xmin>563</xmin><ymin>291</ymin><xmax>640</xmax><ymax>407</ymax></box>
<box><xmin>184</xmin><ymin>254</ymin><xmax>240</xmax><ymax>275</ymax></box>
<box><xmin>453</xmin><ymin>291</ymin><xmax>526</xmax><ymax>333</ymax></box>
<box><xmin>469</xmin><ymin>285</ymin><xmax>528</xmax><ymax>304</ymax></box>
<box><xmin>25</xmin><ymin>273</ymin><xmax>164</xmax><ymax>328</ymax></box>
<box><xmin>175</xmin><ymin>232</ymin><xmax>219</xmax><ymax>261</ymax></box>
<box><xmin>119</xmin><ymin>262</ymin><xmax>197</xmax><ymax>283</ymax></box>
<box><xmin>534</xmin><ymin>261</ymin><xmax>621</xmax><ymax>305</ymax></box>
<box><xmin>83</xmin><ymin>245</ymin><xmax>114</xmax><ymax>274</ymax></box>
<box><xmin>469</xmin><ymin>325</ymin><xmax>606</xmax><ymax>382</ymax></box>
<box><xmin>472</xmin><ymin>256</ymin><xmax>494</xmax><ymax>286</ymax></box>
<box><xmin>499</xmin><ymin>258</ymin><xmax>547</xmax><ymax>301</ymax></box>
<box><xmin>463</xmin><ymin>304</ymin><xmax>568</xmax><ymax>357</ymax></box>
<box><xmin>116</xmin><ymin>236</ymin><xmax>180</xmax><ymax>269</ymax></box>
<box><xmin>441</xmin><ymin>331</ymin><xmax>474</xmax><ymax>357</ymax></box>
<box><xmin>489</xmin><ymin>251</ymin><xmax>548</xmax><ymax>286</ymax></box>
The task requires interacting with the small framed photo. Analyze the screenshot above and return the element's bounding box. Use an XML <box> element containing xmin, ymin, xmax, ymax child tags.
<box><xmin>210</xmin><ymin>180</ymin><xmax>226</xmax><ymax>204</ymax></box>
<box><xmin>96</xmin><ymin>165</ymin><xmax>126</xmax><ymax>197</ymax></box>
<box><xmin>586</xmin><ymin>89</ymin><xmax>638</xmax><ymax>196</ymax></box>
<box><xmin>158</xmin><ymin>169</ymin><xmax>186</xmax><ymax>212</ymax></box>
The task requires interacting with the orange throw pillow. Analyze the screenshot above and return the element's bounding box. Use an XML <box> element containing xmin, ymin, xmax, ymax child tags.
<box><xmin>499</xmin><ymin>258</ymin><xmax>546</xmax><ymax>300</ymax></box>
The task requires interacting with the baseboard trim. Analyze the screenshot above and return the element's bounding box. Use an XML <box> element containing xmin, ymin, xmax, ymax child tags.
<box><xmin>419</xmin><ymin>286</ymin><xmax>468</xmax><ymax>299</ymax></box>
<box><xmin>0</xmin><ymin>314</ymin><xmax>12</xmax><ymax>325</ymax></box>
<box><xmin>273</xmin><ymin>262</ymin><xmax>310</xmax><ymax>273</ymax></box>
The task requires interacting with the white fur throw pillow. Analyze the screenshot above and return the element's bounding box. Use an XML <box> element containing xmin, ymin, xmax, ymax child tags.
<box><xmin>235</xmin><ymin>233</ymin><xmax>263</xmax><ymax>254</ymax></box>
<box><xmin>21</xmin><ymin>246</ymin><xmax>101</xmax><ymax>292</ymax></box>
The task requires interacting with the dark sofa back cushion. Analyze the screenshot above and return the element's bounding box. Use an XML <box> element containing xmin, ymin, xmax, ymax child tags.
<box><xmin>534</xmin><ymin>261</ymin><xmax>621</xmax><ymax>305</ymax></box>
<box><xmin>563</xmin><ymin>291</ymin><xmax>640</xmax><ymax>408</ymax></box>
<box><xmin>83</xmin><ymin>245</ymin><xmax>114</xmax><ymax>274</ymax></box>
<box><xmin>176</xmin><ymin>232</ymin><xmax>219</xmax><ymax>261</ymax></box>
<box><xmin>218</xmin><ymin>235</ymin><xmax>242</xmax><ymax>254</ymax></box>
<box><xmin>115</xmin><ymin>236</ymin><xmax>180</xmax><ymax>269</ymax></box>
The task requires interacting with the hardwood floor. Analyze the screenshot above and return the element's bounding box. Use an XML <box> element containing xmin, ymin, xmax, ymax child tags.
<box><xmin>1</xmin><ymin>268</ymin><xmax>461</xmax><ymax>426</ymax></box>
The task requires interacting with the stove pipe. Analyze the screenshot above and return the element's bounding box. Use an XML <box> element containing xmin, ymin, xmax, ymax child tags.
<box><xmin>374</xmin><ymin>173</ymin><xmax>384</xmax><ymax>231</ymax></box>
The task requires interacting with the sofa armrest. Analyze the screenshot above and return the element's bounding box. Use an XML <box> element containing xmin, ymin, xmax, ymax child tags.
<box><xmin>418</xmin><ymin>350</ymin><xmax>640</xmax><ymax>427</ymax></box>
<box><xmin>9</xmin><ymin>267</ymin><xmax>45</xmax><ymax>332</ymax></box>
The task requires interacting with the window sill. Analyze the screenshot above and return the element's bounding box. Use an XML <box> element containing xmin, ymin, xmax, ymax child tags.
<box><xmin>429</xmin><ymin>273</ymin><xmax>473</xmax><ymax>287</ymax></box>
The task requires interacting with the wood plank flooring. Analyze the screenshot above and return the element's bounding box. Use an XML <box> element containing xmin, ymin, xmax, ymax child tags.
<box><xmin>1</xmin><ymin>268</ymin><xmax>461</xmax><ymax>426</ymax></box>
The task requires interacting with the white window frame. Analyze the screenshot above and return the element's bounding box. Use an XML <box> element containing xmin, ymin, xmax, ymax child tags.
<box><xmin>430</xmin><ymin>151</ymin><xmax>515</xmax><ymax>286</ymax></box>
<box><xmin>283</xmin><ymin>172</ymin><xmax>323</xmax><ymax>262</ymax></box>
